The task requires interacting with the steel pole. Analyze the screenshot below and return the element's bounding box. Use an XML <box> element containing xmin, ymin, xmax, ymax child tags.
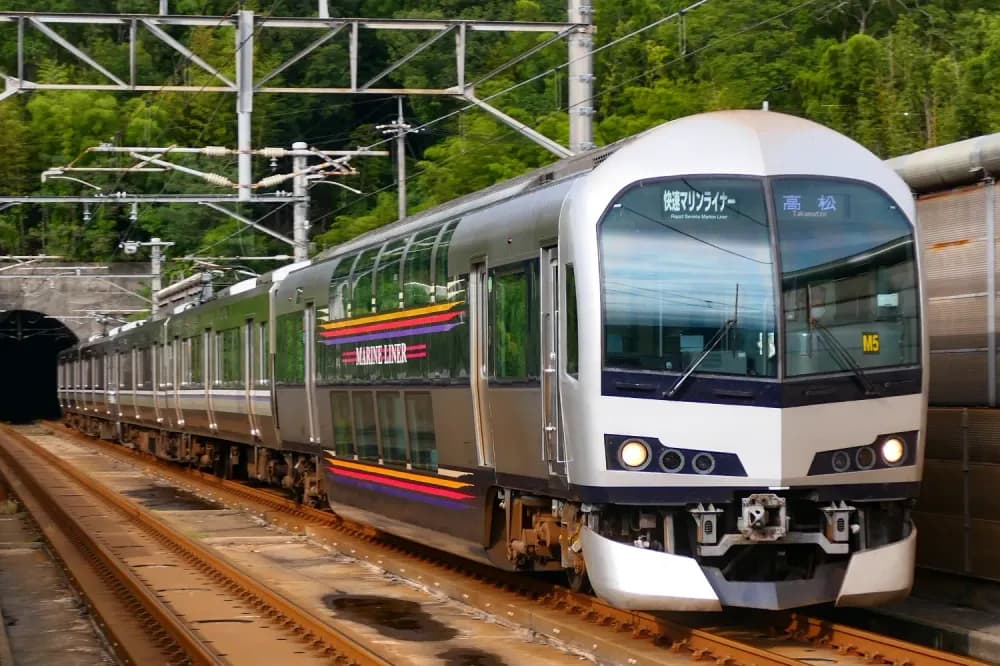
<box><xmin>150</xmin><ymin>237</ymin><xmax>162</xmax><ymax>316</ymax></box>
<box><xmin>236</xmin><ymin>10</ymin><xmax>254</xmax><ymax>202</ymax></box>
<box><xmin>396</xmin><ymin>97</ymin><xmax>407</xmax><ymax>221</ymax></box>
<box><xmin>567</xmin><ymin>0</ymin><xmax>594</xmax><ymax>153</ymax></box>
<box><xmin>292</xmin><ymin>141</ymin><xmax>310</xmax><ymax>262</ymax></box>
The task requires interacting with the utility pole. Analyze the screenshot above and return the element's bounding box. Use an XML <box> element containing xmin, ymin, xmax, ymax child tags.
<box><xmin>378</xmin><ymin>98</ymin><xmax>413</xmax><ymax>221</ymax></box>
<box><xmin>121</xmin><ymin>237</ymin><xmax>174</xmax><ymax>316</ymax></box>
<box><xmin>292</xmin><ymin>141</ymin><xmax>310</xmax><ymax>262</ymax></box>
<box><xmin>568</xmin><ymin>0</ymin><xmax>595</xmax><ymax>153</ymax></box>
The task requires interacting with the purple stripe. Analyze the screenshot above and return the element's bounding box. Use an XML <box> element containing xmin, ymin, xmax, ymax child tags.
<box><xmin>319</xmin><ymin>322</ymin><xmax>461</xmax><ymax>346</ymax></box>
<box><xmin>327</xmin><ymin>473</ymin><xmax>471</xmax><ymax>510</ymax></box>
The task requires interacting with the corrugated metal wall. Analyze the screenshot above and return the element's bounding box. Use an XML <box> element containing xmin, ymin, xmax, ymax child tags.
<box><xmin>917</xmin><ymin>181</ymin><xmax>1000</xmax><ymax>580</ymax></box>
<box><xmin>923</xmin><ymin>183</ymin><xmax>994</xmax><ymax>405</ymax></box>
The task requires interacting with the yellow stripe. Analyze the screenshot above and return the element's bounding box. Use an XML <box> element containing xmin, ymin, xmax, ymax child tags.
<box><xmin>326</xmin><ymin>457</ymin><xmax>473</xmax><ymax>489</ymax></box>
<box><xmin>320</xmin><ymin>301</ymin><xmax>460</xmax><ymax>331</ymax></box>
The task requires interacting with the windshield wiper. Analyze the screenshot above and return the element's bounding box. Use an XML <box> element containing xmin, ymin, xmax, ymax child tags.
<box><xmin>665</xmin><ymin>318</ymin><xmax>737</xmax><ymax>399</ymax></box>
<box><xmin>810</xmin><ymin>320</ymin><xmax>880</xmax><ymax>396</ymax></box>
<box><xmin>666</xmin><ymin>284</ymin><xmax>740</xmax><ymax>399</ymax></box>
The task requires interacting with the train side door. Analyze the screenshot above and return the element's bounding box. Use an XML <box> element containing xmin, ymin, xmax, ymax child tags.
<box><xmin>469</xmin><ymin>262</ymin><xmax>494</xmax><ymax>466</ymax></box>
<box><xmin>172</xmin><ymin>336</ymin><xmax>183</xmax><ymax>427</ymax></box>
<box><xmin>244</xmin><ymin>318</ymin><xmax>260</xmax><ymax>439</ymax></box>
<box><xmin>540</xmin><ymin>246</ymin><xmax>566</xmax><ymax>479</ymax></box>
<box><xmin>131</xmin><ymin>348</ymin><xmax>141</xmax><ymax>420</ymax></box>
<box><xmin>303</xmin><ymin>302</ymin><xmax>319</xmax><ymax>445</ymax></box>
<box><xmin>204</xmin><ymin>329</ymin><xmax>217</xmax><ymax>431</ymax></box>
<box><xmin>152</xmin><ymin>343</ymin><xmax>163</xmax><ymax>424</ymax></box>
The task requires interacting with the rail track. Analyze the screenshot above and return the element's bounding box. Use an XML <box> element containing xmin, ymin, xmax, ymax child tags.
<box><xmin>9</xmin><ymin>420</ymin><xmax>989</xmax><ymax>666</ymax></box>
<box><xmin>0</xmin><ymin>422</ymin><xmax>393</xmax><ymax>665</ymax></box>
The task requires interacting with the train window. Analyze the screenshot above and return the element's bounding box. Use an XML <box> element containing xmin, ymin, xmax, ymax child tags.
<box><xmin>141</xmin><ymin>347</ymin><xmax>153</xmax><ymax>389</ymax></box>
<box><xmin>403</xmin><ymin>228</ymin><xmax>437</xmax><ymax>308</ymax></box>
<box><xmin>376</xmin><ymin>391</ymin><xmax>408</xmax><ymax>464</ymax></box>
<box><xmin>599</xmin><ymin>176</ymin><xmax>775</xmax><ymax>377</ymax></box>
<box><xmin>219</xmin><ymin>327</ymin><xmax>243</xmax><ymax>384</ymax></box>
<box><xmin>121</xmin><ymin>350</ymin><xmax>133</xmax><ymax>389</ymax></box>
<box><xmin>258</xmin><ymin>321</ymin><xmax>269</xmax><ymax>385</ymax></box>
<box><xmin>352</xmin><ymin>391</ymin><xmax>379</xmax><ymax>460</ymax></box>
<box><xmin>189</xmin><ymin>335</ymin><xmax>204</xmax><ymax>385</ymax></box>
<box><xmin>329</xmin><ymin>255</ymin><xmax>354</xmax><ymax>321</ymax></box>
<box><xmin>375</xmin><ymin>240</ymin><xmax>406</xmax><ymax>313</ymax></box>
<box><xmin>489</xmin><ymin>264</ymin><xmax>539</xmax><ymax>380</ymax></box>
<box><xmin>428</xmin><ymin>222</ymin><xmax>469</xmax><ymax>380</ymax></box>
<box><xmin>330</xmin><ymin>391</ymin><xmax>354</xmax><ymax>457</ymax></box>
<box><xmin>433</xmin><ymin>221</ymin><xmax>458</xmax><ymax>304</ymax></box>
<box><xmin>773</xmin><ymin>177</ymin><xmax>920</xmax><ymax>376</ymax></box>
<box><xmin>213</xmin><ymin>332</ymin><xmax>223</xmax><ymax>385</ymax></box>
<box><xmin>405</xmin><ymin>392</ymin><xmax>437</xmax><ymax>471</ymax></box>
<box><xmin>565</xmin><ymin>263</ymin><xmax>579</xmax><ymax>377</ymax></box>
<box><xmin>351</xmin><ymin>248</ymin><xmax>378</xmax><ymax>318</ymax></box>
<box><xmin>162</xmin><ymin>341</ymin><xmax>173</xmax><ymax>388</ymax></box>
<box><xmin>274</xmin><ymin>311</ymin><xmax>305</xmax><ymax>384</ymax></box>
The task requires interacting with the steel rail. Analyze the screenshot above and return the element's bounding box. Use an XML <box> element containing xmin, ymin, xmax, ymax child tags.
<box><xmin>774</xmin><ymin>613</ymin><xmax>988</xmax><ymax>666</ymax></box>
<box><xmin>0</xmin><ymin>424</ymin><xmax>218</xmax><ymax>664</ymax></box>
<box><xmin>46</xmin><ymin>420</ymin><xmax>992</xmax><ymax>666</ymax></box>
<box><xmin>13</xmin><ymin>424</ymin><xmax>392</xmax><ymax>666</ymax></box>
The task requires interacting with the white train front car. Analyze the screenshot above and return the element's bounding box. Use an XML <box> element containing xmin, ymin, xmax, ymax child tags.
<box><xmin>563</xmin><ymin>111</ymin><xmax>925</xmax><ymax>610</ymax></box>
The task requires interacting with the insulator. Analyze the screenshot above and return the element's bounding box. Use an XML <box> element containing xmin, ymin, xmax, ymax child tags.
<box><xmin>202</xmin><ymin>146</ymin><xmax>230</xmax><ymax>156</ymax></box>
<box><xmin>256</xmin><ymin>173</ymin><xmax>290</xmax><ymax>188</ymax></box>
<box><xmin>203</xmin><ymin>173</ymin><xmax>235</xmax><ymax>187</ymax></box>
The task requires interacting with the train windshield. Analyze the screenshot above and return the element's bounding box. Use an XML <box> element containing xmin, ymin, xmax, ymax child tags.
<box><xmin>600</xmin><ymin>177</ymin><xmax>778</xmax><ymax>377</ymax></box>
<box><xmin>775</xmin><ymin>177</ymin><xmax>920</xmax><ymax>376</ymax></box>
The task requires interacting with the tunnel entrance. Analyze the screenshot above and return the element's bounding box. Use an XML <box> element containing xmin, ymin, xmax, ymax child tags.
<box><xmin>0</xmin><ymin>310</ymin><xmax>77</xmax><ymax>423</ymax></box>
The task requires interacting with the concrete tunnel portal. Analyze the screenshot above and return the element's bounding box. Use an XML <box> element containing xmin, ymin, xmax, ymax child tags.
<box><xmin>0</xmin><ymin>310</ymin><xmax>77</xmax><ymax>423</ymax></box>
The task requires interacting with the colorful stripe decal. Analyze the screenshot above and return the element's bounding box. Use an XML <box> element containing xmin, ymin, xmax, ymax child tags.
<box><xmin>329</xmin><ymin>473</ymin><xmax>471</xmax><ymax>511</ymax></box>
<box><xmin>319</xmin><ymin>322</ymin><xmax>461</xmax><ymax>346</ymax></box>
<box><xmin>326</xmin><ymin>457</ymin><xmax>473</xmax><ymax>490</ymax></box>
<box><xmin>320</xmin><ymin>301</ymin><xmax>459</xmax><ymax>331</ymax></box>
<box><xmin>320</xmin><ymin>310</ymin><xmax>461</xmax><ymax>340</ymax></box>
<box><xmin>327</xmin><ymin>465</ymin><xmax>475</xmax><ymax>501</ymax></box>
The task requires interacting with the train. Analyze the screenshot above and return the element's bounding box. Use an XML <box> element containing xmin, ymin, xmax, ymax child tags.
<box><xmin>58</xmin><ymin>110</ymin><xmax>927</xmax><ymax>611</ymax></box>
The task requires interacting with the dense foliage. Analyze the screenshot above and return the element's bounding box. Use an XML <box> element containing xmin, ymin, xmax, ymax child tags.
<box><xmin>0</xmin><ymin>0</ymin><xmax>998</xmax><ymax>270</ymax></box>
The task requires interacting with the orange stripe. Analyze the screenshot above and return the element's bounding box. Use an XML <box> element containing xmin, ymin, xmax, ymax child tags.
<box><xmin>930</xmin><ymin>238</ymin><xmax>971</xmax><ymax>251</ymax></box>
<box><xmin>321</xmin><ymin>301</ymin><xmax>460</xmax><ymax>331</ymax></box>
<box><xmin>326</xmin><ymin>457</ymin><xmax>472</xmax><ymax>489</ymax></box>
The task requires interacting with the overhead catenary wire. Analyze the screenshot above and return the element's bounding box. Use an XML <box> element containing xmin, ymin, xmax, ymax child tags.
<box><xmin>315</xmin><ymin>0</ymin><xmax>830</xmax><ymax>230</ymax></box>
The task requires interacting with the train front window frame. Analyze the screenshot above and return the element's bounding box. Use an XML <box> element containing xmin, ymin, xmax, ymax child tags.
<box><xmin>599</xmin><ymin>175</ymin><xmax>778</xmax><ymax>379</ymax></box>
<box><xmin>773</xmin><ymin>176</ymin><xmax>921</xmax><ymax>377</ymax></box>
<box><xmin>598</xmin><ymin>174</ymin><xmax>921</xmax><ymax>383</ymax></box>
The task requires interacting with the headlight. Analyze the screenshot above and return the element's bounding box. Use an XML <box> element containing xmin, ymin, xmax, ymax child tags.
<box><xmin>692</xmin><ymin>452</ymin><xmax>716</xmax><ymax>475</ymax></box>
<box><xmin>831</xmin><ymin>450</ymin><xmax>851</xmax><ymax>473</ymax></box>
<box><xmin>618</xmin><ymin>439</ymin><xmax>651</xmax><ymax>469</ymax></box>
<box><xmin>855</xmin><ymin>446</ymin><xmax>876</xmax><ymax>470</ymax></box>
<box><xmin>659</xmin><ymin>448</ymin><xmax>685</xmax><ymax>473</ymax></box>
<box><xmin>881</xmin><ymin>437</ymin><xmax>906</xmax><ymax>465</ymax></box>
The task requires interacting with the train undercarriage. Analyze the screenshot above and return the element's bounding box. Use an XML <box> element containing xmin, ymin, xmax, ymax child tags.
<box><xmin>63</xmin><ymin>412</ymin><xmax>325</xmax><ymax>506</ymax></box>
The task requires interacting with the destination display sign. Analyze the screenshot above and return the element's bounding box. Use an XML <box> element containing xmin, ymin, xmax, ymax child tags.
<box><xmin>778</xmin><ymin>192</ymin><xmax>850</xmax><ymax>219</ymax></box>
<box><xmin>662</xmin><ymin>189</ymin><xmax>737</xmax><ymax>220</ymax></box>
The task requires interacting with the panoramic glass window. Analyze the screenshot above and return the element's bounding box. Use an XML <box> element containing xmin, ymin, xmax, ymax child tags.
<box><xmin>774</xmin><ymin>178</ymin><xmax>920</xmax><ymax>376</ymax></box>
<box><xmin>600</xmin><ymin>177</ymin><xmax>777</xmax><ymax>377</ymax></box>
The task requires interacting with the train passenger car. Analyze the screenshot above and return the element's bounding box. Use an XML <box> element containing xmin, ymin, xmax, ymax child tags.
<box><xmin>59</xmin><ymin>110</ymin><xmax>927</xmax><ymax>611</ymax></box>
<box><xmin>294</xmin><ymin>110</ymin><xmax>927</xmax><ymax>610</ymax></box>
<box><xmin>59</xmin><ymin>262</ymin><xmax>328</xmax><ymax>496</ymax></box>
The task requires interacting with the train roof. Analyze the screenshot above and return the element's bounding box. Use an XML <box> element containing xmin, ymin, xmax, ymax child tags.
<box><xmin>585</xmin><ymin>110</ymin><xmax>914</xmax><ymax>212</ymax></box>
